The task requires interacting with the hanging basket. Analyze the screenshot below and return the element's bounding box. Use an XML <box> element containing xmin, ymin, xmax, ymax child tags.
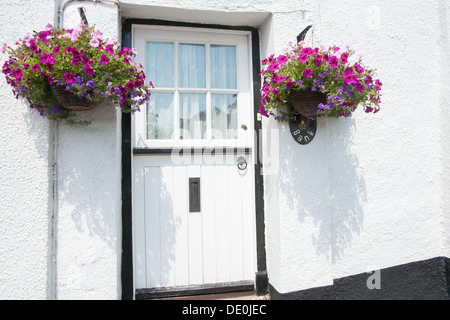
<box><xmin>50</xmin><ymin>84</ymin><xmax>103</xmax><ymax>111</ymax></box>
<box><xmin>289</xmin><ymin>89</ymin><xmax>327</xmax><ymax>118</ymax></box>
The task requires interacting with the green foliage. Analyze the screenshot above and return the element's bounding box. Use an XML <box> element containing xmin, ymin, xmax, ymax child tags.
<box><xmin>259</xmin><ymin>42</ymin><xmax>382</xmax><ymax>120</ymax></box>
<box><xmin>2</xmin><ymin>21</ymin><xmax>153</xmax><ymax>124</ymax></box>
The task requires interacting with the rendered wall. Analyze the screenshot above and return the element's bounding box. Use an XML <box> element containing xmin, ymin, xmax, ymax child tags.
<box><xmin>0</xmin><ymin>0</ymin><xmax>55</xmax><ymax>300</ymax></box>
<box><xmin>260</xmin><ymin>0</ymin><xmax>449</xmax><ymax>294</ymax></box>
<box><xmin>55</xmin><ymin>1</ymin><xmax>121</xmax><ymax>299</ymax></box>
<box><xmin>120</xmin><ymin>0</ymin><xmax>450</xmax><ymax>295</ymax></box>
<box><xmin>261</xmin><ymin>0</ymin><xmax>450</xmax><ymax>293</ymax></box>
<box><xmin>0</xmin><ymin>0</ymin><xmax>448</xmax><ymax>300</ymax></box>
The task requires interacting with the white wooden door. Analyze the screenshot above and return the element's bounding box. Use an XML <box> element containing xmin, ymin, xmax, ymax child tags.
<box><xmin>132</xmin><ymin>25</ymin><xmax>256</xmax><ymax>290</ymax></box>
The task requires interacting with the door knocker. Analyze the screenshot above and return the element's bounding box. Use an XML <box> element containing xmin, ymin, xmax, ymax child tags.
<box><xmin>237</xmin><ymin>156</ymin><xmax>247</xmax><ymax>171</ymax></box>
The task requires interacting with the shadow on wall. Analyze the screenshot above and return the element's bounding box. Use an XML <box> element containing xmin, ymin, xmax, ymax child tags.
<box><xmin>279</xmin><ymin>116</ymin><xmax>367</xmax><ymax>261</ymax></box>
<box><xmin>326</xmin><ymin>117</ymin><xmax>367</xmax><ymax>261</ymax></box>
<box><xmin>138</xmin><ymin>166</ymin><xmax>179</xmax><ymax>288</ymax></box>
<box><xmin>56</xmin><ymin>103</ymin><xmax>118</xmax><ymax>251</ymax></box>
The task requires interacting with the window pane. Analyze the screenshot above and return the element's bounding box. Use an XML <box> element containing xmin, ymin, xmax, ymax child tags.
<box><xmin>179</xmin><ymin>44</ymin><xmax>206</xmax><ymax>88</ymax></box>
<box><xmin>179</xmin><ymin>93</ymin><xmax>206</xmax><ymax>140</ymax></box>
<box><xmin>147</xmin><ymin>42</ymin><xmax>174</xmax><ymax>88</ymax></box>
<box><xmin>211</xmin><ymin>45</ymin><xmax>237</xmax><ymax>89</ymax></box>
<box><xmin>147</xmin><ymin>92</ymin><xmax>174</xmax><ymax>140</ymax></box>
<box><xmin>211</xmin><ymin>94</ymin><xmax>238</xmax><ymax>139</ymax></box>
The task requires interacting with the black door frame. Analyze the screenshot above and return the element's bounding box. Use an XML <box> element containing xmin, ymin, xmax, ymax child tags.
<box><xmin>121</xmin><ymin>18</ymin><xmax>267</xmax><ymax>300</ymax></box>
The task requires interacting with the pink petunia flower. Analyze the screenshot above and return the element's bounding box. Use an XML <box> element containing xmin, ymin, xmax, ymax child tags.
<box><xmin>355</xmin><ymin>81</ymin><xmax>365</xmax><ymax>92</ymax></box>
<box><xmin>28</xmin><ymin>40</ymin><xmax>37</xmax><ymax>52</ymax></box>
<box><xmin>276</xmin><ymin>75</ymin><xmax>285</xmax><ymax>83</ymax></box>
<box><xmin>99</xmin><ymin>54</ymin><xmax>109</xmax><ymax>65</ymax></box>
<box><xmin>303</xmin><ymin>68</ymin><xmax>313</xmax><ymax>78</ymax></box>
<box><xmin>12</xmin><ymin>68</ymin><xmax>22</xmax><ymax>80</ymax></box>
<box><xmin>267</xmin><ymin>62</ymin><xmax>279</xmax><ymax>72</ymax></box>
<box><xmin>90</xmin><ymin>38</ymin><xmax>100</xmax><ymax>47</ymax></box>
<box><xmin>285</xmin><ymin>80</ymin><xmax>295</xmax><ymax>90</ymax></box>
<box><xmin>301</xmin><ymin>47</ymin><xmax>312</xmax><ymax>55</ymax></box>
<box><xmin>343</xmin><ymin>72</ymin><xmax>356</xmax><ymax>84</ymax></box>
<box><xmin>259</xmin><ymin>105</ymin><xmax>269</xmax><ymax>118</ymax></box>
<box><xmin>313</xmin><ymin>54</ymin><xmax>322</xmax><ymax>66</ymax></box>
<box><xmin>272</xmin><ymin>86</ymin><xmax>280</xmax><ymax>95</ymax></box>
<box><xmin>105</xmin><ymin>44</ymin><xmax>115</xmax><ymax>54</ymax></box>
<box><xmin>63</xmin><ymin>72</ymin><xmax>75</xmax><ymax>83</ymax></box>
<box><xmin>354</xmin><ymin>64</ymin><xmax>364</xmax><ymax>74</ymax></box>
<box><xmin>277</xmin><ymin>55</ymin><xmax>288</xmax><ymax>64</ymax></box>
<box><xmin>329</xmin><ymin>56</ymin><xmax>339</xmax><ymax>67</ymax></box>
<box><xmin>84</xmin><ymin>66</ymin><xmax>95</xmax><ymax>76</ymax></box>
<box><xmin>298</xmin><ymin>54</ymin><xmax>308</xmax><ymax>63</ymax></box>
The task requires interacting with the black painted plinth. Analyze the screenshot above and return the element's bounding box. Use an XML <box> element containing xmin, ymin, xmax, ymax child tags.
<box><xmin>269</xmin><ymin>257</ymin><xmax>450</xmax><ymax>300</ymax></box>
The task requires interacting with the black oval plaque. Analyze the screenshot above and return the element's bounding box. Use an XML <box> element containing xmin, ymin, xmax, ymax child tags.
<box><xmin>289</xmin><ymin>114</ymin><xmax>317</xmax><ymax>145</ymax></box>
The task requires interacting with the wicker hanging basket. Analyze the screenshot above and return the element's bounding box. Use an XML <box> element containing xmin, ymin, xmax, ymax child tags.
<box><xmin>289</xmin><ymin>90</ymin><xmax>327</xmax><ymax>118</ymax></box>
<box><xmin>50</xmin><ymin>84</ymin><xmax>103</xmax><ymax>111</ymax></box>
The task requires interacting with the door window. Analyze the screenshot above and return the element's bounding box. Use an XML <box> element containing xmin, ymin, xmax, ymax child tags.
<box><xmin>133</xmin><ymin>26</ymin><xmax>252</xmax><ymax>149</ymax></box>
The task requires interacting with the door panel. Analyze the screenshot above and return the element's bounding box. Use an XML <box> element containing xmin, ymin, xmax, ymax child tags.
<box><xmin>133</xmin><ymin>155</ymin><xmax>256</xmax><ymax>289</ymax></box>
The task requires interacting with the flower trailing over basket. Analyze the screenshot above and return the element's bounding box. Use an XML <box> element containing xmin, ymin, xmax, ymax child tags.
<box><xmin>259</xmin><ymin>41</ymin><xmax>382</xmax><ymax>120</ymax></box>
<box><xmin>1</xmin><ymin>21</ymin><xmax>153</xmax><ymax>124</ymax></box>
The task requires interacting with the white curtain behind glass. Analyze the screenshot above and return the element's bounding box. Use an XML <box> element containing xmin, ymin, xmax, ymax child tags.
<box><xmin>147</xmin><ymin>42</ymin><xmax>174</xmax><ymax>88</ymax></box>
<box><xmin>146</xmin><ymin>42</ymin><xmax>238</xmax><ymax>141</ymax></box>
<box><xmin>211</xmin><ymin>45</ymin><xmax>237</xmax><ymax>139</ymax></box>
<box><xmin>179</xmin><ymin>44</ymin><xmax>206</xmax><ymax>139</ymax></box>
<box><xmin>147</xmin><ymin>42</ymin><xmax>175</xmax><ymax>139</ymax></box>
<box><xmin>211</xmin><ymin>45</ymin><xmax>236</xmax><ymax>89</ymax></box>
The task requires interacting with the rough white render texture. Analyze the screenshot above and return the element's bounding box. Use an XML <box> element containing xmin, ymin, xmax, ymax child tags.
<box><xmin>1</xmin><ymin>0</ymin><xmax>449</xmax><ymax>300</ymax></box>
<box><xmin>0</xmin><ymin>0</ymin><xmax>56</xmax><ymax>300</ymax></box>
<box><xmin>261</xmin><ymin>0</ymin><xmax>449</xmax><ymax>293</ymax></box>
<box><xmin>120</xmin><ymin>0</ymin><xmax>450</xmax><ymax>294</ymax></box>
<box><xmin>439</xmin><ymin>0</ymin><xmax>450</xmax><ymax>263</ymax></box>
<box><xmin>54</xmin><ymin>1</ymin><xmax>121</xmax><ymax>300</ymax></box>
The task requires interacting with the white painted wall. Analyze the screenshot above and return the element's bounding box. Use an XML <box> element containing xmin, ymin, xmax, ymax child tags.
<box><xmin>55</xmin><ymin>1</ymin><xmax>121</xmax><ymax>300</ymax></box>
<box><xmin>259</xmin><ymin>0</ymin><xmax>450</xmax><ymax>293</ymax></box>
<box><xmin>119</xmin><ymin>0</ymin><xmax>450</xmax><ymax>294</ymax></box>
<box><xmin>260</xmin><ymin>0</ymin><xmax>450</xmax><ymax>293</ymax></box>
<box><xmin>0</xmin><ymin>0</ymin><xmax>449</xmax><ymax>299</ymax></box>
<box><xmin>0</xmin><ymin>0</ymin><xmax>55</xmax><ymax>300</ymax></box>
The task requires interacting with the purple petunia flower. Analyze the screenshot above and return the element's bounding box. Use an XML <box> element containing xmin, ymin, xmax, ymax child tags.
<box><xmin>86</xmin><ymin>80</ymin><xmax>96</xmax><ymax>88</ymax></box>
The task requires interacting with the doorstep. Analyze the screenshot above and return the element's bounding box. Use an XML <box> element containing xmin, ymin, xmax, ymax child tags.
<box><xmin>151</xmin><ymin>290</ymin><xmax>269</xmax><ymax>300</ymax></box>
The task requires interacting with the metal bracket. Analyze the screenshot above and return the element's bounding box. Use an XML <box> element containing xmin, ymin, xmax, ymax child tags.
<box><xmin>297</xmin><ymin>25</ymin><xmax>312</xmax><ymax>43</ymax></box>
<box><xmin>78</xmin><ymin>7</ymin><xmax>89</xmax><ymax>26</ymax></box>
